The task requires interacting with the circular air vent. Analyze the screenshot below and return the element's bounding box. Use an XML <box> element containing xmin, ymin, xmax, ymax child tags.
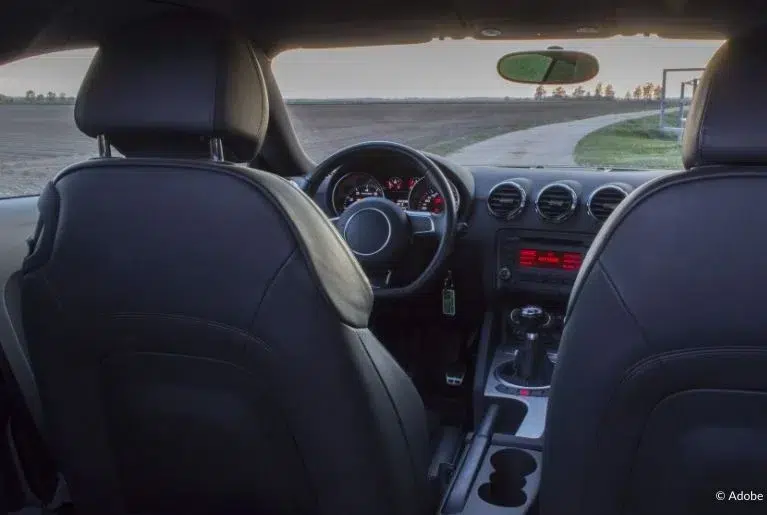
<box><xmin>487</xmin><ymin>181</ymin><xmax>526</xmax><ymax>219</ymax></box>
<box><xmin>535</xmin><ymin>183</ymin><xmax>578</xmax><ymax>223</ymax></box>
<box><xmin>587</xmin><ymin>185</ymin><xmax>628</xmax><ymax>223</ymax></box>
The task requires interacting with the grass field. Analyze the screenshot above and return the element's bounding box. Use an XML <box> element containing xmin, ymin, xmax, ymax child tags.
<box><xmin>573</xmin><ymin>113</ymin><xmax>684</xmax><ymax>169</ymax></box>
<box><xmin>0</xmin><ymin>100</ymin><xmax>658</xmax><ymax>196</ymax></box>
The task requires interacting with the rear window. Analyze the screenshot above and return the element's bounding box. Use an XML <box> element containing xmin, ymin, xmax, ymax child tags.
<box><xmin>0</xmin><ymin>48</ymin><xmax>96</xmax><ymax>198</ymax></box>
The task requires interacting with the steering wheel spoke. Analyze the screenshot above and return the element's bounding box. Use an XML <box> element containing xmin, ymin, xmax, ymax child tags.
<box><xmin>366</xmin><ymin>268</ymin><xmax>393</xmax><ymax>289</ymax></box>
<box><xmin>406</xmin><ymin>210</ymin><xmax>446</xmax><ymax>238</ymax></box>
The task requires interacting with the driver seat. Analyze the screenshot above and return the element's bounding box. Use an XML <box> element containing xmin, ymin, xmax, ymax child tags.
<box><xmin>20</xmin><ymin>15</ymin><xmax>430</xmax><ymax>515</ymax></box>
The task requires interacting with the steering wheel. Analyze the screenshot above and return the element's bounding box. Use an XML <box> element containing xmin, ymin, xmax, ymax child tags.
<box><xmin>303</xmin><ymin>141</ymin><xmax>457</xmax><ymax>298</ymax></box>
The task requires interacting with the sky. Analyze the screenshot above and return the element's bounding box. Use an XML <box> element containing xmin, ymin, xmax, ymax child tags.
<box><xmin>0</xmin><ymin>35</ymin><xmax>724</xmax><ymax>99</ymax></box>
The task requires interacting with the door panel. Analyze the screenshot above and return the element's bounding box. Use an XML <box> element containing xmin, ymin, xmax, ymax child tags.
<box><xmin>0</xmin><ymin>196</ymin><xmax>37</xmax><ymax>354</ymax></box>
<box><xmin>0</xmin><ymin>195</ymin><xmax>39</xmax><ymax>510</ymax></box>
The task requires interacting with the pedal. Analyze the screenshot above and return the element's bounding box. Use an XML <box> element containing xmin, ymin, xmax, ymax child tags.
<box><xmin>444</xmin><ymin>363</ymin><xmax>466</xmax><ymax>387</ymax></box>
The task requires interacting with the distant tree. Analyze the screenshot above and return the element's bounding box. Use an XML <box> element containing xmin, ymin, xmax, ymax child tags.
<box><xmin>586</xmin><ymin>91</ymin><xmax>592</xmax><ymax>98</ymax></box>
<box><xmin>624</xmin><ymin>91</ymin><xmax>631</xmax><ymax>101</ymax></box>
<box><xmin>46</xmin><ymin>91</ymin><xmax>56</xmax><ymax>102</ymax></box>
<box><xmin>25</xmin><ymin>90</ymin><xmax>35</xmax><ymax>101</ymax></box>
<box><xmin>571</xmin><ymin>85</ymin><xmax>586</xmax><ymax>98</ymax></box>
<box><xmin>594</xmin><ymin>82</ymin><xmax>603</xmax><ymax>98</ymax></box>
<box><xmin>633</xmin><ymin>85</ymin><xmax>643</xmax><ymax>100</ymax></box>
<box><xmin>58</xmin><ymin>92</ymin><xmax>66</xmax><ymax>100</ymax></box>
<box><xmin>552</xmin><ymin>86</ymin><xmax>567</xmax><ymax>98</ymax></box>
<box><xmin>35</xmin><ymin>94</ymin><xmax>44</xmax><ymax>102</ymax></box>
<box><xmin>642</xmin><ymin>82</ymin><xmax>654</xmax><ymax>100</ymax></box>
<box><xmin>653</xmin><ymin>84</ymin><xmax>663</xmax><ymax>100</ymax></box>
<box><xmin>534</xmin><ymin>85</ymin><xmax>546</xmax><ymax>100</ymax></box>
<box><xmin>604</xmin><ymin>84</ymin><xmax>615</xmax><ymax>99</ymax></box>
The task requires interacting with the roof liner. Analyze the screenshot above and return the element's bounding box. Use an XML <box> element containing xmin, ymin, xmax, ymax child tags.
<box><xmin>0</xmin><ymin>0</ymin><xmax>760</xmax><ymax>63</ymax></box>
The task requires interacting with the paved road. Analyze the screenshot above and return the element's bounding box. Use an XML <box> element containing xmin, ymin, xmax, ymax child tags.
<box><xmin>446</xmin><ymin>110</ymin><xmax>661</xmax><ymax>166</ymax></box>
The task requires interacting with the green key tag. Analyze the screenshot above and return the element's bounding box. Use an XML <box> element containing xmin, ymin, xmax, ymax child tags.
<box><xmin>442</xmin><ymin>271</ymin><xmax>456</xmax><ymax>317</ymax></box>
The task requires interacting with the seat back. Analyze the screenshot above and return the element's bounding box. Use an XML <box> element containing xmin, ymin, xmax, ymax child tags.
<box><xmin>541</xmin><ymin>32</ymin><xmax>767</xmax><ymax>515</ymax></box>
<box><xmin>21</xmin><ymin>14</ymin><xmax>429</xmax><ymax>515</ymax></box>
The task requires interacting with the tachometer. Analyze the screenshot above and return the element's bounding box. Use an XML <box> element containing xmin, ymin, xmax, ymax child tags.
<box><xmin>408</xmin><ymin>178</ymin><xmax>460</xmax><ymax>214</ymax></box>
<box><xmin>331</xmin><ymin>172</ymin><xmax>384</xmax><ymax>214</ymax></box>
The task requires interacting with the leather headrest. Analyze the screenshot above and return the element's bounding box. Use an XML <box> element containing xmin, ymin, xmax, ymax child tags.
<box><xmin>75</xmin><ymin>15</ymin><xmax>269</xmax><ymax>162</ymax></box>
<box><xmin>683</xmin><ymin>32</ymin><xmax>767</xmax><ymax>168</ymax></box>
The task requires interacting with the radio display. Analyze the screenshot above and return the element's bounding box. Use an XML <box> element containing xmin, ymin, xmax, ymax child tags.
<box><xmin>518</xmin><ymin>248</ymin><xmax>583</xmax><ymax>271</ymax></box>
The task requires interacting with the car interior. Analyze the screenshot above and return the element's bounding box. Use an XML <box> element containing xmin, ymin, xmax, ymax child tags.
<box><xmin>1</xmin><ymin>0</ymin><xmax>767</xmax><ymax>514</ymax></box>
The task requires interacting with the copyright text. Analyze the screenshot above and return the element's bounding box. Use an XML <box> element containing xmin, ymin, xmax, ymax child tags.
<box><xmin>715</xmin><ymin>491</ymin><xmax>765</xmax><ymax>502</ymax></box>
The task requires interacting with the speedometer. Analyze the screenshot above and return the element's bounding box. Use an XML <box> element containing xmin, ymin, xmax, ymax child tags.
<box><xmin>343</xmin><ymin>183</ymin><xmax>383</xmax><ymax>209</ymax></box>
<box><xmin>408</xmin><ymin>178</ymin><xmax>460</xmax><ymax>213</ymax></box>
<box><xmin>331</xmin><ymin>172</ymin><xmax>384</xmax><ymax>214</ymax></box>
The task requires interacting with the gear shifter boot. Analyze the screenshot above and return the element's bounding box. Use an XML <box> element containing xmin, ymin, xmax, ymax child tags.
<box><xmin>498</xmin><ymin>305</ymin><xmax>554</xmax><ymax>387</ymax></box>
<box><xmin>514</xmin><ymin>338</ymin><xmax>542</xmax><ymax>380</ymax></box>
<box><xmin>497</xmin><ymin>352</ymin><xmax>553</xmax><ymax>388</ymax></box>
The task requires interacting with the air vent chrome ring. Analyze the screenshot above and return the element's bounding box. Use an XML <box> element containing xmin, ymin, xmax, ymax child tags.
<box><xmin>587</xmin><ymin>184</ymin><xmax>628</xmax><ymax>223</ymax></box>
<box><xmin>487</xmin><ymin>180</ymin><xmax>527</xmax><ymax>220</ymax></box>
<box><xmin>535</xmin><ymin>183</ymin><xmax>578</xmax><ymax>223</ymax></box>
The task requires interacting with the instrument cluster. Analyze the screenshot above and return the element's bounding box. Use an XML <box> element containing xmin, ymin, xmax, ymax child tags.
<box><xmin>330</xmin><ymin>171</ymin><xmax>461</xmax><ymax>215</ymax></box>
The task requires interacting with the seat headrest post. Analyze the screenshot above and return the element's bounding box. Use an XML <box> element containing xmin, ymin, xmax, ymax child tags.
<box><xmin>210</xmin><ymin>138</ymin><xmax>224</xmax><ymax>162</ymax></box>
<box><xmin>97</xmin><ymin>135</ymin><xmax>111</xmax><ymax>158</ymax></box>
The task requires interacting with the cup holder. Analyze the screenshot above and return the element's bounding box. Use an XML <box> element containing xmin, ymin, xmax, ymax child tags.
<box><xmin>491</xmin><ymin>449</ymin><xmax>537</xmax><ymax>476</ymax></box>
<box><xmin>478</xmin><ymin>449</ymin><xmax>538</xmax><ymax>508</ymax></box>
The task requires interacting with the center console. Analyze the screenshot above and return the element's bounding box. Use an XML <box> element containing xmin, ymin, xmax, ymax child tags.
<box><xmin>483</xmin><ymin>305</ymin><xmax>562</xmax><ymax>439</ymax></box>
<box><xmin>438</xmin><ymin>303</ymin><xmax>564</xmax><ymax>515</ymax></box>
<box><xmin>437</xmin><ymin>230</ymin><xmax>593</xmax><ymax>515</ymax></box>
<box><xmin>482</xmin><ymin>229</ymin><xmax>593</xmax><ymax>438</ymax></box>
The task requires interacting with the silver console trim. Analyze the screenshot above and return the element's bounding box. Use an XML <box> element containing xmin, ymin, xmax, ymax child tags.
<box><xmin>484</xmin><ymin>344</ymin><xmax>552</xmax><ymax>439</ymax></box>
<box><xmin>494</xmin><ymin>363</ymin><xmax>552</xmax><ymax>390</ymax></box>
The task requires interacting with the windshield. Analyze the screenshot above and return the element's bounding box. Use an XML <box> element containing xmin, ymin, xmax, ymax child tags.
<box><xmin>273</xmin><ymin>36</ymin><xmax>723</xmax><ymax>170</ymax></box>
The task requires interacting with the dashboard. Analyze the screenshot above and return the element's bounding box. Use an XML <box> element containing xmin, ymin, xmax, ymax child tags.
<box><xmin>311</xmin><ymin>154</ymin><xmax>672</xmax><ymax>308</ymax></box>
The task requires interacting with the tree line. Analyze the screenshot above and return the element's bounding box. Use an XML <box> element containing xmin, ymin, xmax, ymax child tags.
<box><xmin>534</xmin><ymin>82</ymin><xmax>665</xmax><ymax>101</ymax></box>
<box><xmin>0</xmin><ymin>90</ymin><xmax>75</xmax><ymax>104</ymax></box>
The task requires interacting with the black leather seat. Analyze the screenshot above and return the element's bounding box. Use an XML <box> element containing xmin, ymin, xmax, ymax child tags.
<box><xmin>541</xmin><ymin>32</ymin><xmax>767</xmax><ymax>515</ymax></box>
<box><xmin>20</xmin><ymin>15</ymin><xmax>430</xmax><ymax>515</ymax></box>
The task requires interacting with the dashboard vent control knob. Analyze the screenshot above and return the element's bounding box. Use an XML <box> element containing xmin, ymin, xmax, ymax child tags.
<box><xmin>587</xmin><ymin>184</ymin><xmax>629</xmax><ymax>223</ymax></box>
<box><xmin>535</xmin><ymin>183</ymin><xmax>578</xmax><ymax>223</ymax></box>
<box><xmin>487</xmin><ymin>181</ymin><xmax>526</xmax><ymax>219</ymax></box>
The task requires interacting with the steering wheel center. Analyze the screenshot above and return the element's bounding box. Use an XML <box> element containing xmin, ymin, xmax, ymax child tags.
<box><xmin>337</xmin><ymin>197</ymin><xmax>410</xmax><ymax>266</ymax></box>
<box><xmin>343</xmin><ymin>208</ymin><xmax>391</xmax><ymax>256</ymax></box>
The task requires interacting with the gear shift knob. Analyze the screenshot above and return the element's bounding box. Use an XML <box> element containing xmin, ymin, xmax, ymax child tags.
<box><xmin>517</xmin><ymin>305</ymin><xmax>547</xmax><ymax>335</ymax></box>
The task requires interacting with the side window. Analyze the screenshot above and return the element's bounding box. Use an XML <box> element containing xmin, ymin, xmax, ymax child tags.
<box><xmin>0</xmin><ymin>48</ymin><xmax>97</xmax><ymax>198</ymax></box>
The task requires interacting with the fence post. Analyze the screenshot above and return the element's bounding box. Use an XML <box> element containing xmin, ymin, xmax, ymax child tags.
<box><xmin>659</xmin><ymin>70</ymin><xmax>667</xmax><ymax>129</ymax></box>
<box><xmin>679</xmin><ymin>82</ymin><xmax>686</xmax><ymax>128</ymax></box>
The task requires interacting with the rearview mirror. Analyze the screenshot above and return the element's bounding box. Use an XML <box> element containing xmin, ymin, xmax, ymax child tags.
<box><xmin>497</xmin><ymin>50</ymin><xmax>599</xmax><ymax>85</ymax></box>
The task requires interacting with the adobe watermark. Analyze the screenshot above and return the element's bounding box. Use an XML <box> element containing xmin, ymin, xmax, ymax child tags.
<box><xmin>715</xmin><ymin>490</ymin><xmax>765</xmax><ymax>503</ymax></box>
